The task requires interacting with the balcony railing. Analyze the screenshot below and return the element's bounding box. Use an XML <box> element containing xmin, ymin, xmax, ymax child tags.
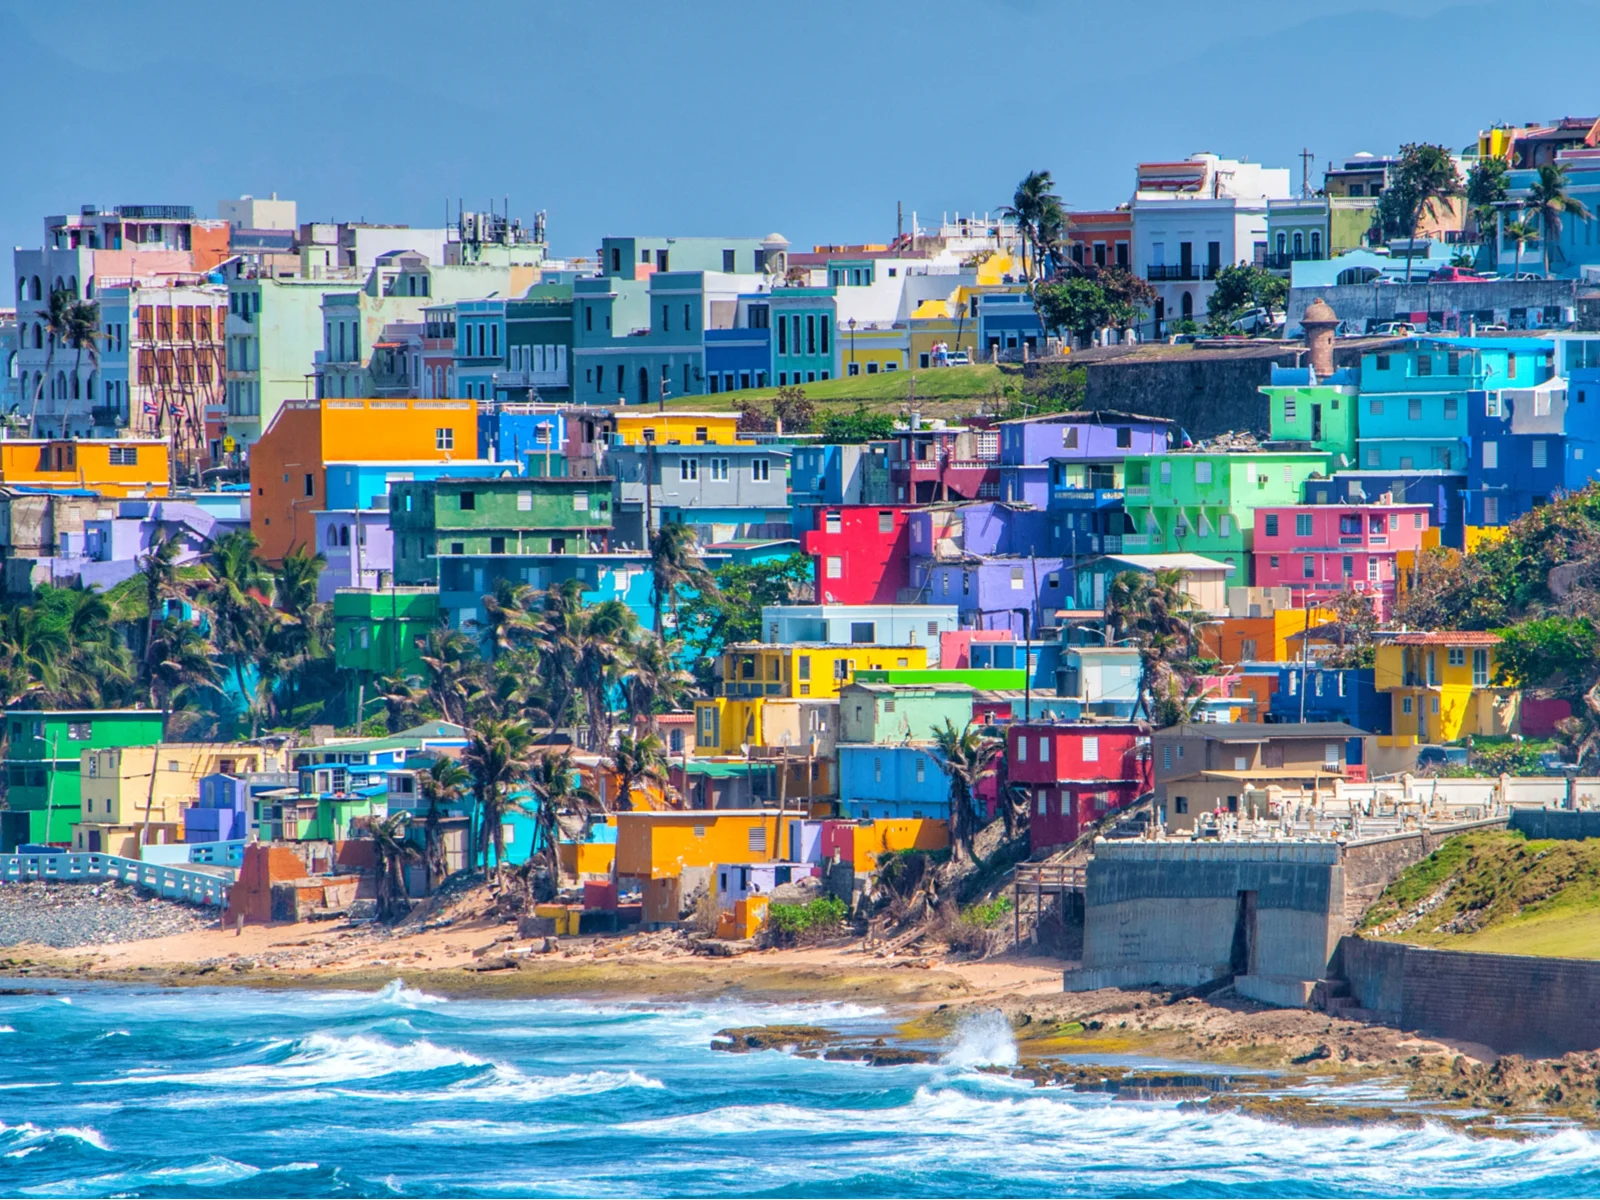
<box><xmin>1264</xmin><ymin>251</ymin><xmax>1327</xmax><ymax>269</ymax></box>
<box><xmin>1124</xmin><ymin>484</ymin><xmax>1151</xmax><ymax>499</ymax></box>
<box><xmin>1145</xmin><ymin>264</ymin><xmax>1221</xmax><ymax>281</ymax></box>
<box><xmin>1121</xmin><ymin>534</ymin><xmax>1152</xmax><ymax>550</ymax></box>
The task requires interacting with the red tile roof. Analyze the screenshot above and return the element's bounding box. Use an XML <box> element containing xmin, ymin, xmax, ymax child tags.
<box><xmin>1391</xmin><ymin>632</ymin><xmax>1501</xmax><ymax>646</ymax></box>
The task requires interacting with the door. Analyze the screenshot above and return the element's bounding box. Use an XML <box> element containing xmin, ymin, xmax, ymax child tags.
<box><xmin>1230</xmin><ymin>890</ymin><xmax>1257</xmax><ymax>975</ymax></box>
<box><xmin>1311</xmin><ymin>404</ymin><xmax>1323</xmax><ymax>441</ymax></box>
<box><xmin>88</xmin><ymin>830</ymin><xmax>102</xmax><ymax>852</ymax></box>
<box><xmin>1179</xmin><ymin>241</ymin><xmax>1193</xmax><ymax>276</ymax></box>
<box><xmin>638</xmin><ymin>367</ymin><xmax>650</xmax><ymax>405</ymax></box>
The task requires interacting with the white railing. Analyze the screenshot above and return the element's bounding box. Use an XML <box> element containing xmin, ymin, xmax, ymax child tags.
<box><xmin>0</xmin><ymin>853</ymin><xmax>232</xmax><ymax>906</ymax></box>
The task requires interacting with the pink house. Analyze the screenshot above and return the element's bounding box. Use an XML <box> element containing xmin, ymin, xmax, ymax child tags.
<box><xmin>1251</xmin><ymin>503</ymin><xmax>1431</xmax><ymax>618</ymax></box>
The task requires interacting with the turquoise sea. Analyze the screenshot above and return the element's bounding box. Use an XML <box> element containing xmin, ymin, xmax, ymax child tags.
<box><xmin>2</xmin><ymin>980</ymin><xmax>1598</xmax><ymax>1198</ymax></box>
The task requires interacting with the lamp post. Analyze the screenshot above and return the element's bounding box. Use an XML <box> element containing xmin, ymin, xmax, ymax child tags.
<box><xmin>848</xmin><ymin>317</ymin><xmax>857</xmax><ymax>376</ymax></box>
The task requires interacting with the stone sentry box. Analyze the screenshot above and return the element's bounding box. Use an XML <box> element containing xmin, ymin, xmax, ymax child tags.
<box><xmin>1066</xmin><ymin>840</ymin><xmax>1344</xmax><ymax>1008</ymax></box>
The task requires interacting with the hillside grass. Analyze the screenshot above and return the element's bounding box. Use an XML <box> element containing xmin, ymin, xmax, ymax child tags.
<box><xmin>662</xmin><ymin>363</ymin><xmax>1021</xmax><ymax>416</ymax></box>
<box><xmin>1359</xmin><ymin>829</ymin><xmax>1600</xmax><ymax>959</ymax></box>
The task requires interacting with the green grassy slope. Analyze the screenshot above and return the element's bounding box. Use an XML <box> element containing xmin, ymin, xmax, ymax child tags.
<box><xmin>1359</xmin><ymin>829</ymin><xmax>1600</xmax><ymax>958</ymax></box>
<box><xmin>661</xmin><ymin>363</ymin><xmax>1020</xmax><ymax>416</ymax></box>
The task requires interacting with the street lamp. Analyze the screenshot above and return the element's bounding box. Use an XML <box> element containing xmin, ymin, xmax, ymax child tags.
<box><xmin>848</xmin><ymin>317</ymin><xmax>857</xmax><ymax>376</ymax></box>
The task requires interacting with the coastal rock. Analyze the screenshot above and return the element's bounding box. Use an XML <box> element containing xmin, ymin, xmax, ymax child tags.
<box><xmin>0</xmin><ymin>879</ymin><xmax>215</xmax><ymax>949</ymax></box>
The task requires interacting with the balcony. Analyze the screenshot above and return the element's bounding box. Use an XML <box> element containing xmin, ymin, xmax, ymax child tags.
<box><xmin>1145</xmin><ymin>264</ymin><xmax>1221</xmax><ymax>282</ymax></box>
<box><xmin>1263</xmin><ymin>251</ymin><xmax>1327</xmax><ymax>270</ymax></box>
<box><xmin>1121</xmin><ymin>534</ymin><xmax>1152</xmax><ymax>551</ymax></box>
<box><xmin>1124</xmin><ymin>484</ymin><xmax>1151</xmax><ymax>499</ymax></box>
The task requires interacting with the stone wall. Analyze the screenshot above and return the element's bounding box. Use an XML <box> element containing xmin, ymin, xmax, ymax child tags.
<box><xmin>1341</xmin><ymin>818</ymin><xmax>1507</xmax><ymax>919</ymax></box>
<box><xmin>1332</xmin><ymin>935</ymin><xmax>1600</xmax><ymax>1056</ymax></box>
<box><xmin>1509</xmin><ymin>809</ymin><xmax>1600</xmax><ymax>840</ymax></box>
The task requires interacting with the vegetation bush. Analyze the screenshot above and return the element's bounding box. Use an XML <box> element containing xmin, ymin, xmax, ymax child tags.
<box><xmin>961</xmin><ymin>896</ymin><xmax>1014</xmax><ymax>929</ymax></box>
<box><xmin>767</xmin><ymin>896</ymin><xmax>849</xmax><ymax>945</ymax></box>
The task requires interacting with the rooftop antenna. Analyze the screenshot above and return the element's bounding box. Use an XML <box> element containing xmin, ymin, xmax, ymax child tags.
<box><xmin>1300</xmin><ymin>148</ymin><xmax>1316</xmax><ymax>198</ymax></box>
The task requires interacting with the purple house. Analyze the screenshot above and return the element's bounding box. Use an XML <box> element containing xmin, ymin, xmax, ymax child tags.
<box><xmin>1022</xmin><ymin>411</ymin><xmax>1176</xmax><ymax>557</ymax></box>
<box><xmin>913</xmin><ymin>553</ymin><xmax>1072</xmax><ymax>636</ymax></box>
<box><xmin>184</xmin><ymin>773</ymin><xmax>251</xmax><ymax>843</ymax></box>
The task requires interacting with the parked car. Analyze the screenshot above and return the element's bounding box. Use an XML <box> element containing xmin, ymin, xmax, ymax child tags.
<box><xmin>944</xmin><ymin>351</ymin><xmax>971</xmax><ymax>366</ymax></box>
<box><xmin>1370</xmin><ymin>321</ymin><xmax>1416</xmax><ymax>336</ymax></box>
<box><xmin>1477</xmin><ymin>322</ymin><xmax>1509</xmax><ymax>332</ymax></box>
<box><xmin>1429</xmin><ymin>267</ymin><xmax>1488</xmax><ymax>283</ymax></box>
<box><xmin>1415</xmin><ymin>745</ymin><xmax>1469</xmax><ymax>770</ymax></box>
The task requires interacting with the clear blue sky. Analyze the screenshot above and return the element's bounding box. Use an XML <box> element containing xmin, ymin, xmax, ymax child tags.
<box><xmin>6</xmin><ymin>0</ymin><xmax>1600</xmax><ymax>264</ymax></box>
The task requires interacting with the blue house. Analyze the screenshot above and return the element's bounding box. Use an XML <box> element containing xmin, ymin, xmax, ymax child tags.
<box><xmin>789</xmin><ymin>443</ymin><xmax>893</xmax><ymax>520</ymax></box>
<box><xmin>455</xmin><ymin>298</ymin><xmax>508</xmax><ymax>402</ymax></box>
<box><xmin>838</xmin><ymin>744</ymin><xmax>954</xmax><ymax>820</ymax></box>
<box><xmin>480</xmin><ymin>405</ymin><xmax>567</xmax><ymax>465</ymax></box>
<box><xmin>1303</xmin><ymin>470</ymin><xmax>1467</xmax><ymax>549</ymax></box>
<box><xmin>975</xmin><ymin>292</ymin><xmax>1044</xmax><ymax>357</ymax></box>
<box><xmin>1467</xmin><ymin>374</ymin><xmax>1600</xmax><ymax>528</ymax></box>
<box><xmin>1267</xmin><ymin>666</ymin><xmax>1390</xmax><ymax>735</ymax></box>
<box><xmin>704</xmin><ymin>328</ymin><xmax>771</xmax><ymax>395</ymax></box>
<box><xmin>769</xmin><ymin>288</ymin><xmax>838</xmax><ymax>386</ymax></box>
<box><xmin>440</xmin><ymin>551</ymin><xmax>658</xmax><ymax>632</ymax></box>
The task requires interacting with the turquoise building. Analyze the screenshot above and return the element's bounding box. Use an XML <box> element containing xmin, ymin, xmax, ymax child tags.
<box><xmin>769</xmin><ymin>288</ymin><xmax>838</xmax><ymax>386</ymax></box>
<box><xmin>455</xmin><ymin>298</ymin><xmax>507</xmax><ymax>401</ymax></box>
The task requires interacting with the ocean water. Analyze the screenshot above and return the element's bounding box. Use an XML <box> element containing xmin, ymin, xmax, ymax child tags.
<box><xmin>1</xmin><ymin>980</ymin><xmax>1598</xmax><ymax>1198</ymax></box>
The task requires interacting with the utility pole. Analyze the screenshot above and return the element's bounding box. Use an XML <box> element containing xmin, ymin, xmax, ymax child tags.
<box><xmin>1298</xmin><ymin>600</ymin><xmax>1318</xmax><ymax>722</ymax></box>
<box><xmin>1300</xmin><ymin>148</ymin><xmax>1316</xmax><ymax>199</ymax></box>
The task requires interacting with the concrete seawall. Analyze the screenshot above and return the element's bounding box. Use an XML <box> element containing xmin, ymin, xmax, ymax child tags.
<box><xmin>1331</xmin><ymin>935</ymin><xmax>1600</xmax><ymax>1056</ymax></box>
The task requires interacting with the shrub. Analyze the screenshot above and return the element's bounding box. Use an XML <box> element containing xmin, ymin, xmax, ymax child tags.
<box><xmin>767</xmin><ymin>896</ymin><xmax>849</xmax><ymax>945</ymax></box>
<box><xmin>962</xmin><ymin>896</ymin><xmax>1014</xmax><ymax>929</ymax></box>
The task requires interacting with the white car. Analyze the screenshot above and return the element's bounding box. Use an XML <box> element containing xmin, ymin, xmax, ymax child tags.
<box><xmin>945</xmin><ymin>351</ymin><xmax>971</xmax><ymax>366</ymax></box>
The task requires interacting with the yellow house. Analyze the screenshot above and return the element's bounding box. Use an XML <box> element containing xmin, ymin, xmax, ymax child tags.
<box><xmin>611</xmin><ymin>411</ymin><xmax>745</xmax><ymax>446</ymax></box>
<box><xmin>841</xmin><ymin>325</ymin><xmax>909</xmax><ymax>378</ymax></box>
<box><xmin>1373</xmin><ymin>632</ymin><xmax>1517</xmax><ymax>747</ymax></box>
<box><xmin>0</xmin><ymin>439</ymin><xmax>172</xmax><ymax>498</ymax></box>
<box><xmin>72</xmin><ymin>743</ymin><xmax>272</xmax><ymax>856</ymax></box>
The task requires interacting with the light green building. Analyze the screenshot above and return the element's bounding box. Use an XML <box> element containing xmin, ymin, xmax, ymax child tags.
<box><xmin>851</xmin><ymin>668</ymin><xmax>1027</xmax><ymax>690</ymax></box>
<box><xmin>1261</xmin><ymin>363</ymin><xmax>1360</xmax><ymax>465</ymax></box>
<box><xmin>332</xmin><ymin>588</ymin><xmax>442</xmax><ymax>721</ymax></box>
<box><xmin>838</xmin><ymin>682</ymin><xmax>976</xmax><ymax>744</ymax></box>
<box><xmin>225</xmin><ymin>275</ymin><xmax>361</xmax><ymax>450</ymax></box>
<box><xmin>1</xmin><ymin>709</ymin><xmax>167</xmax><ymax>849</ymax></box>
<box><xmin>1122</xmin><ymin>449</ymin><xmax>1333</xmax><ymax>580</ymax></box>
<box><xmin>1265</xmin><ymin>199</ymin><xmax>1330</xmax><ymax>272</ymax></box>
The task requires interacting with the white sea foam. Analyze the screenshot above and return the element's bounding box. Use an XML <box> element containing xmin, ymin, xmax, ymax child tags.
<box><xmin>372</xmin><ymin>978</ymin><xmax>448</xmax><ymax>1006</ymax></box>
<box><xmin>941</xmin><ymin>1009</ymin><xmax>1019</xmax><ymax>1069</ymax></box>
<box><xmin>95</xmin><ymin>1030</ymin><xmax>129</xmax><ymax>1039</ymax></box>
<box><xmin>0</xmin><ymin>1120</ymin><xmax>111</xmax><ymax>1153</ymax></box>
<box><xmin>128</xmin><ymin>1033</ymin><xmax>488</xmax><ymax>1089</ymax></box>
<box><xmin>0</xmin><ymin>1025</ymin><xmax>14</xmax><ymax>1033</ymax></box>
<box><xmin>397</xmin><ymin>1065</ymin><xmax>665</xmax><ymax>1104</ymax></box>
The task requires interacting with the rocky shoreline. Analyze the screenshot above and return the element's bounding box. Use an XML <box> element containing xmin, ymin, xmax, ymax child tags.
<box><xmin>0</xmin><ymin>879</ymin><xmax>217</xmax><ymax>949</ymax></box>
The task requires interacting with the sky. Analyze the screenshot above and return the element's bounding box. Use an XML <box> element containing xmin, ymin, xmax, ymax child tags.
<box><xmin>6</xmin><ymin>0</ymin><xmax>1600</xmax><ymax>267</ymax></box>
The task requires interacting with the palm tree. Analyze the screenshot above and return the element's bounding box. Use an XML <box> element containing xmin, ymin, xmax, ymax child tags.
<box><xmin>534</xmin><ymin>580</ymin><xmax>586</xmax><ymax>737</ymax></box>
<box><xmin>620</xmin><ymin>632</ymin><xmax>694</xmax><ymax>732</ymax></box>
<box><xmin>1106</xmin><ymin>567</ymin><xmax>1202</xmax><ymax>721</ymax></box>
<box><xmin>932</xmin><ymin>719</ymin><xmax>1002</xmax><ymax>862</ymax></box>
<box><xmin>28</xmin><ymin>286</ymin><xmax>75</xmax><ymax>437</ymax></box>
<box><xmin>136</xmin><ymin>532</ymin><xmax>187</xmax><ymax>673</ymax></box>
<box><xmin>417</xmin><ymin>756</ymin><xmax>471</xmax><ymax>891</ymax></box>
<box><xmin>464</xmin><ymin>717</ymin><xmax>536</xmax><ymax>876</ymax></box>
<box><xmin>610</xmin><ymin>730</ymin><xmax>669</xmax><ymax>812</ymax></box>
<box><xmin>377</xmin><ymin>671</ymin><xmax>431</xmax><ymax>732</ymax></box>
<box><xmin>368</xmin><ymin>811</ymin><xmax>420</xmax><ymax>921</ymax></box>
<box><xmin>648</xmin><ymin>521</ymin><xmax>715</xmax><ymax>635</ymax></box>
<box><xmin>574</xmin><ymin>600</ymin><xmax>637</xmax><ymax>749</ymax></box>
<box><xmin>526</xmin><ymin>747</ymin><xmax>599</xmax><ymax>897</ymax></box>
<box><xmin>0</xmin><ymin>604</ymin><xmax>69</xmax><ymax>709</ymax></box>
<box><xmin>1526</xmin><ymin>163</ymin><xmax>1594</xmax><ymax>278</ymax></box>
<box><xmin>1000</xmin><ymin>170</ymin><xmax>1059</xmax><ymax>282</ymax></box>
<box><xmin>198</xmin><ymin>530</ymin><xmax>273</xmax><ymax>733</ymax></box>
<box><xmin>60</xmin><ymin>298</ymin><xmax>101</xmax><ymax>437</ymax></box>
<box><xmin>1394</xmin><ymin>143</ymin><xmax>1463</xmax><ymax>284</ymax></box>
<box><xmin>420</xmin><ymin>626</ymin><xmax>487</xmax><ymax>727</ymax></box>
<box><xmin>145</xmin><ymin>616</ymin><xmax>219</xmax><ymax>715</ymax></box>
<box><xmin>476</xmin><ymin>577</ymin><xmax>538</xmax><ymax>660</ymax></box>
<box><xmin>1503</xmin><ymin>217</ymin><xmax>1537</xmax><ymax>279</ymax></box>
<box><xmin>269</xmin><ymin>546</ymin><xmax>329</xmax><ymax>719</ymax></box>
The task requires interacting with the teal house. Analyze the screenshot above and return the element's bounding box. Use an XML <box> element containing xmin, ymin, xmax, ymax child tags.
<box><xmin>2</xmin><ymin>709</ymin><xmax>166</xmax><ymax>848</ymax></box>
<box><xmin>769</xmin><ymin>287</ymin><xmax>838</xmax><ymax>386</ymax></box>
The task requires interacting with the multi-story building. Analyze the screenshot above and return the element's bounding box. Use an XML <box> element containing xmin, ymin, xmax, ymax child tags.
<box><xmin>789</xmin><ymin>443</ymin><xmax>894</xmax><ymax>510</ymax></box>
<box><xmin>437</xmin><ymin>549</ymin><xmax>656</xmax><ymax>635</ymax></box>
<box><xmin>504</xmin><ymin>283</ymin><xmax>574</xmax><ymax>403</ymax></box>
<box><xmin>1066</xmin><ymin>208</ymin><xmax>1132</xmax><ymax>271</ymax></box>
<box><xmin>71</xmin><ymin>743</ymin><xmax>271</xmax><ymax>856</ymax></box>
<box><xmin>1373</xmin><ymin>631</ymin><xmax>1514</xmax><ymax>748</ymax></box>
<box><xmin>838</xmin><ymin>681</ymin><xmax>975</xmax><ymax>744</ymax></box>
<box><xmin>760</xmin><ymin>604</ymin><xmax>958</xmax><ymax>663</ymax></box>
<box><xmin>1130</xmin><ymin>154</ymin><xmax>1291</xmax><ymax>334</ymax></box>
<box><xmin>609</xmin><ymin>442</ymin><xmax>792</xmax><ymax>547</ymax></box>
<box><xmin>1250</xmin><ymin>502</ymin><xmax>1433</xmax><ymax>617</ymax></box>
<box><xmin>887</xmin><ymin>418</ymin><xmax>999</xmax><ymax>504</ymax></box>
<box><xmin>1260</xmin><ymin>362</ymin><xmax>1359</xmax><ymax>463</ymax></box>
<box><xmin>1008</xmin><ymin>722</ymin><xmax>1150</xmax><ymax>851</ymax></box>
<box><xmin>1467</xmin><ymin>374</ymin><xmax>1599</xmax><ymax>528</ymax></box>
<box><xmin>837</xmin><ymin>743</ymin><xmax>958</xmax><ymax>820</ymax></box>
<box><xmin>0</xmin><ymin>708</ymin><xmax>166</xmax><ymax>849</ymax></box>
<box><xmin>804</xmin><ymin>505</ymin><xmax>914</xmax><ymax>604</ymax></box>
<box><xmin>248</xmin><ymin>396</ymin><xmax>478</xmax><ymax>563</ymax></box>
<box><xmin>332</xmin><ymin>586</ymin><xmax>442</xmax><ymax>717</ymax></box>
<box><xmin>1121</xmin><ymin>447</ymin><xmax>1331</xmax><ymax>581</ymax></box>
<box><xmin>768</xmin><ymin>287</ymin><xmax>838</xmax><ymax>385</ymax></box>
<box><xmin>1152</xmin><ymin>720</ymin><xmax>1369</xmax><ymax>833</ymax></box>
<box><xmin>0</xmin><ymin>437</ymin><xmax>171</xmax><ymax>498</ymax></box>
<box><xmin>390</xmin><ymin>475</ymin><xmax>613</xmax><ymax>588</ymax></box>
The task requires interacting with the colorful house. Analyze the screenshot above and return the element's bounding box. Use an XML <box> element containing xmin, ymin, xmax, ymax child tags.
<box><xmin>1467</xmin><ymin>374</ymin><xmax>1600</xmax><ymax>529</ymax></box>
<box><xmin>804</xmin><ymin>505</ymin><xmax>914</xmax><ymax>604</ymax></box>
<box><xmin>761</xmin><ymin>604</ymin><xmax>957</xmax><ymax>663</ymax></box>
<box><xmin>0</xmin><ymin>708</ymin><xmax>166</xmax><ymax>849</ymax></box>
<box><xmin>838</xmin><ymin>744</ymin><xmax>962</xmax><ymax>820</ymax></box>
<box><xmin>249</xmin><ymin>397</ymin><xmax>478</xmax><ymax>563</ymax></box>
<box><xmin>1250</xmin><ymin>502</ymin><xmax>1432</xmax><ymax>618</ymax></box>
<box><xmin>0</xmin><ymin>439</ymin><xmax>171</xmax><ymax>498</ymax></box>
<box><xmin>71</xmin><ymin>743</ymin><xmax>272</xmax><ymax>857</ymax></box>
<box><xmin>1260</xmin><ymin>363</ymin><xmax>1359</xmax><ymax>462</ymax></box>
<box><xmin>1373</xmin><ymin>631</ymin><xmax>1515</xmax><ymax>748</ymax></box>
<box><xmin>1008</xmin><ymin>722</ymin><xmax>1150</xmax><ymax>851</ymax></box>
<box><xmin>838</xmin><ymin>682</ymin><xmax>975</xmax><ymax>744</ymax></box>
<box><xmin>887</xmin><ymin>420</ymin><xmax>999</xmax><ymax>504</ymax></box>
<box><xmin>1121</xmin><ymin>449</ymin><xmax>1332</xmax><ymax>581</ymax></box>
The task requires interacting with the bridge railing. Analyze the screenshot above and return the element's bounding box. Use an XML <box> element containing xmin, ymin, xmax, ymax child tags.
<box><xmin>0</xmin><ymin>853</ymin><xmax>232</xmax><ymax>907</ymax></box>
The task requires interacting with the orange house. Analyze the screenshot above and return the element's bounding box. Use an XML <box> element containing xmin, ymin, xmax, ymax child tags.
<box><xmin>0</xmin><ymin>438</ymin><xmax>171</xmax><ymax>497</ymax></box>
<box><xmin>249</xmin><ymin>397</ymin><xmax>478</xmax><ymax>562</ymax></box>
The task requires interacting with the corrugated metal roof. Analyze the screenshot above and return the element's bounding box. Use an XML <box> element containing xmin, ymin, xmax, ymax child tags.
<box><xmin>1390</xmin><ymin>632</ymin><xmax>1501</xmax><ymax>646</ymax></box>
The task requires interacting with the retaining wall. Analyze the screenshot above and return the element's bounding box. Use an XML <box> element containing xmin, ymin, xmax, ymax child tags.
<box><xmin>1509</xmin><ymin>810</ymin><xmax>1600</xmax><ymax>841</ymax></box>
<box><xmin>1331</xmin><ymin>935</ymin><xmax>1600</xmax><ymax>1056</ymax></box>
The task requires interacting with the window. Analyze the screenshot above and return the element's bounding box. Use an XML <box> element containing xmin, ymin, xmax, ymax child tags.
<box><xmin>66</xmin><ymin>722</ymin><xmax>93</xmax><ymax>740</ymax></box>
<box><xmin>1082</xmin><ymin>736</ymin><xmax>1099</xmax><ymax>763</ymax></box>
<box><xmin>1017</xmin><ymin>737</ymin><xmax>1027</xmax><ymax>761</ymax></box>
<box><xmin>1408</xmin><ymin>398</ymin><xmax>1422</xmax><ymax>420</ymax></box>
<box><xmin>1283</xmin><ymin>397</ymin><xmax>1297</xmax><ymax>422</ymax></box>
<box><xmin>1038</xmin><ymin>737</ymin><xmax>1050</xmax><ymax>763</ymax></box>
<box><xmin>1483</xmin><ymin>496</ymin><xmax>1500</xmax><ymax>524</ymax></box>
<box><xmin>751</xmin><ymin>458</ymin><xmax>770</xmax><ymax>481</ymax></box>
<box><xmin>915</xmin><ymin>757</ymin><xmax>926</xmax><ymax>783</ymax></box>
<box><xmin>451</xmin><ymin>542</ymin><xmax>464</xmax><ymax>555</ymax></box>
<box><xmin>1532</xmin><ymin>441</ymin><xmax>1548</xmax><ymax>469</ymax></box>
<box><xmin>826</xmin><ymin>556</ymin><xmax>843</xmax><ymax>579</ymax></box>
<box><xmin>1159</xmin><ymin>461</ymin><xmax>1172</xmax><ymax>485</ymax></box>
<box><xmin>1342</xmin><ymin>555</ymin><xmax>1354</xmax><ymax>577</ymax></box>
<box><xmin>748</xmin><ymin>827</ymin><xmax>766</xmax><ymax>854</ymax></box>
<box><xmin>873</xmin><ymin>757</ymin><xmax>883</xmax><ymax>782</ymax></box>
<box><xmin>1482</xmin><ymin>441</ymin><xmax>1498</xmax><ymax>469</ymax></box>
<box><xmin>490</xmin><ymin>536</ymin><xmax>506</xmax><ymax>554</ymax></box>
<box><xmin>1265</xmin><ymin>514</ymin><xmax>1279</xmax><ymax>537</ymax></box>
<box><xmin>1174</xmin><ymin>796</ymin><xmax>1189</xmax><ymax>815</ymax></box>
<box><xmin>1195</xmin><ymin>461</ymin><xmax>1212</xmax><ymax>484</ymax></box>
<box><xmin>1303</xmin><ymin>555</ymin><xmax>1316</xmax><ymax>579</ymax></box>
<box><xmin>573</xmin><ymin>493</ymin><xmax>589</xmax><ymax>512</ymax></box>
<box><xmin>1240</xmin><ymin>638</ymin><xmax>1258</xmax><ymax>660</ymax></box>
<box><xmin>1473</xmin><ymin>648</ymin><xmax>1490</xmax><ymax>686</ymax></box>
<box><xmin>1162</xmin><ymin>746</ymin><xmax>1171</xmax><ymax>770</ymax></box>
<box><xmin>1447</xmin><ymin>647</ymin><xmax>1466</xmax><ymax>667</ymax></box>
<box><xmin>1010</xmin><ymin>566</ymin><xmax>1025</xmax><ymax>590</ymax></box>
<box><xmin>680</xmin><ymin>458</ymin><xmax>698</xmax><ymax>481</ymax></box>
<box><xmin>709</xmin><ymin>457</ymin><xmax>729</xmax><ymax>481</ymax></box>
<box><xmin>107</xmin><ymin>446</ymin><xmax>138</xmax><ymax>466</ymax></box>
<box><xmin>1296</xmin><ymin>514</ymin><xmax>1313</xmax><ymax>536</ymax></box>
<box><xmin>436</xmin><ymin>428</ymin><xmax>454</xmax><ymax>451</ymax></box>
<box><xmin>304</xmin><ymin>473</ymin><xmax>315</xmax><ymax>497</ymax></box>
<box><xmin>1368</xmin><ymin>557</ymin><xmax>1379</xmax><ymax>581</ymax></box>
<box><xmin>459</xmin><ymin>491</ymin><xmax>476</xmax><ymax>510</ymax></box>
<box><xmin>517</xmin><ymin>490</ymin><xmax>532</xmax><ymax>511</ymax></box>
<box><xmin>1402</xmin><ymin>696</ymin><xmax>1413</xmax><ymax>715</ymax></box>
<box><xmin>1444</xmin><ymin>398</ymin><xmax>1457</xmax><ymax>420</ymax></box>
<box><xmin>825</xmin><ymin>512</ymin><xmax>841</xmax><ymax>534</ymax></box>
<box><xmin>1416</xmin><ymin>355</ymin><xmax>1432</xmax><ymax>378</ymax></box>
<box><xmin>878</xmin><ymin>510</ymin><xmax>893</xmax><ymax>534</ymax></box>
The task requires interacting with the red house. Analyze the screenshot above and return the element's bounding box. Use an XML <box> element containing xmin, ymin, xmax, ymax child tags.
<box><xmin>1007</xmin><ymin>721</ymin><xmax>1150</xmax><ymax>850</ymax></box>
<box><xmin>803</xmin><ymin>506</ymin><xmax>913</xmax><ymax>604</ymax></box>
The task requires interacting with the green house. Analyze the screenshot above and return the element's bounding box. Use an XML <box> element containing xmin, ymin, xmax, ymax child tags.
<box><xmin>838</xmin><ymin>682</ymin><xmax>976</xmax><ymax>744</ymax></box>
<box><xmin>332</xmin><ymin>588</ymin><xmax>442</xmax><ymax>722</ymax></box>
<box><xmin>1</xmin><ymin>709</ymin><xmax>166</xmax><ymax>849</ymax></box>
<box><xmin>851</xmin><ymin>668</ymin><xmax>1027</xmax><ymax>690</ymax></box>
<box><xmin>390</xmin><ymin>475</ymin><xmax>615</xmax><ymax>586</ymax></box>
<box><xmin>1261</xmin><ymin>364</ymin><xmax>1360</xmax><ymax>465</ymax></box>
<box><xmin>1122</xmin><ymin>449</ymin><xmax>1333</xmax><ymax>581</ymax></box>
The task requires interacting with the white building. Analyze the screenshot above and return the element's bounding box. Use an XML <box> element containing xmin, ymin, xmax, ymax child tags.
<box><xmin>218</xmin><ymin>194</ymin><xmax>297</xmax><ymax>231</ymax></box>
<box><xmin>1130</xmin><ymin>154</ymin><xmax>1291</xmax><ymax>335</ymax></box>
